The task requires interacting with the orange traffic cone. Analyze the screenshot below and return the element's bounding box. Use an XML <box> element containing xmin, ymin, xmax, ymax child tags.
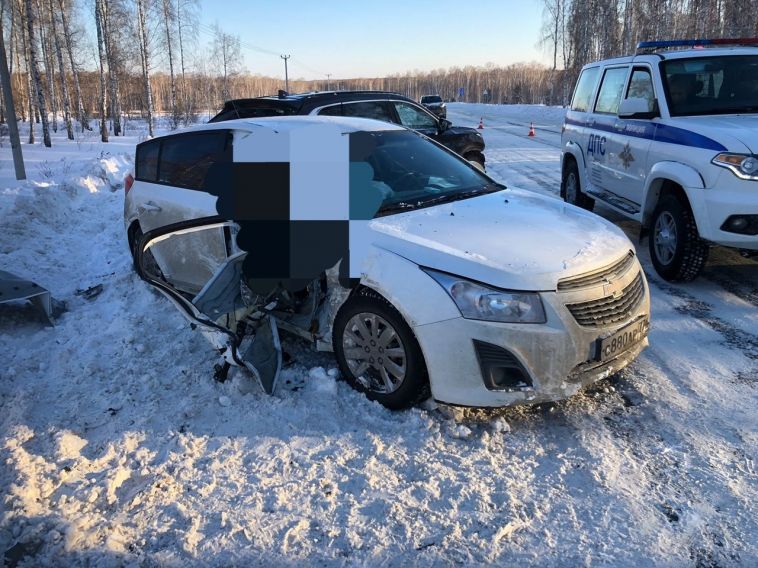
<box><xmin>478</xmin><ymin>117</ymin><xmax>484</xmax><ymax>129</ymax></box>
<box><xmin>528</xmin><ymin>122</ymin><xmax>536</xmax><ymax>137</ymax></box>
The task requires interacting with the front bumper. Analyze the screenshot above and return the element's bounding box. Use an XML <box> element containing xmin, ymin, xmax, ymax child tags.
<box><xmin>687</xmin><ymin>172</ymin><xmax>758</xmax><ymax>249</ymax></box>
<box><xmin>412</xmin><ymin>267</ymin><xmax>651</xmax><ymax>407</ymax></box>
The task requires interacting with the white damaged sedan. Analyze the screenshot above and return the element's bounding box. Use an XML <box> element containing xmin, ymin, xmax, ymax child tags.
<box><xmin>124</xmin><ymin>116</ymin><xmax>650</xmax><ymax>409</ymax></box>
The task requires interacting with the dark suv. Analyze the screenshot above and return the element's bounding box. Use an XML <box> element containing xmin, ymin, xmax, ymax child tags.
<box><xmin>420</xmin><ymin>94</ymin><xmax>446</xmax><ymax>118</ymax></box>
<box><xmin>209</xmin><ymin>91</ymin><xmax>485</xmax><ymax>170</ymax></box>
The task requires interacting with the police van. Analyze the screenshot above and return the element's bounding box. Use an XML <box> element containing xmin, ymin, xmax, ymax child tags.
<box><xmin>561</xmin><ymin>39</ymin><xmax>758</xmax><ymax>281</ymax></box>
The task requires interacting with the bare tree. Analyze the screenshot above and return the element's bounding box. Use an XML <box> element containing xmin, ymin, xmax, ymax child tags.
<box><xmin>58</xmin><ymin>0</ymin><xmax>88</xmax><ymax>130</ymax></box>
<box><xmin>159</xmin><ymin>0</ymin><xmax>179</xmax><ymax>128</ymax></box>
<box><xmin>94</xmin><ymin>0</ymin><xmax>109</xmax><ymax>141</ymax></box>
<box><xmin>136</xmin><ymin>0</ymin><xmax>153</xmax><ymax>136</ymax></box>
<box><xmin>212</xmin><ymin>24</ymin><xmax>241</xmax><ymax>100</ymax></box>
<box><xmin>24</xmin><ymin>0</ymin><xmax>50</xmax><ymax>146</ymax></box>
<box><xmin>97</xmin><ymin>0</ymin><xmax>122</xmax><ymax>135</ymax></box>
<box><xmin>49</xmin><ymin>0</ymin><xmax>73</xmax><ymax>139</ymax></box>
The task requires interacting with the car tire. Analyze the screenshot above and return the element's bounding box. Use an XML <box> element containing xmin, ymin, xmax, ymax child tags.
<box><xmin>333</xmin><ymin>290</ymin><xmax>430</xmax><ymax>410</ymax></box>
<box><xmin>466</xmin><ymin>154</ymin><xmax>486</xmax><ymax>172</ymax></box>
<box><xmin>129</xmin><ymin>225</ymin><xmax>162</xmax><ymax>278</ymax></box>
<box><xmin>562</xmin><ymin>160</ymin><xmax>594</xmax><ymax>211</ymax></box>
<box><xmin>648</xmin><ymin>194</ymin><xmax>709</xmax><ymax>282</ymax></box>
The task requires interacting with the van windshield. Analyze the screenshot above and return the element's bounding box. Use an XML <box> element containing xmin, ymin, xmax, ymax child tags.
<box><xmin>352</xmin><ymin>130</ymin><xmax>502</xmax><ymax>217</ymax></box>
<box><xmin>663</xmin><ymin>55</ymin><xmax>758</xmax><ymax>116</ymax></box>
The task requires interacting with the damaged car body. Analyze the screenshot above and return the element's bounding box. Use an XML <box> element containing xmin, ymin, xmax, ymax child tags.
<box><xmin>125</xmin><ymin>116</ymin><xmax>651</xmax><ymax>409</ymax></box>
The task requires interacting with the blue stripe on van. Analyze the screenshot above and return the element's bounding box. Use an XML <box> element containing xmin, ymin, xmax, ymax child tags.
<box><xmin>564</xmin><ymin>115</ymin><xmax>727</xmax><ymax>152</ymax></box>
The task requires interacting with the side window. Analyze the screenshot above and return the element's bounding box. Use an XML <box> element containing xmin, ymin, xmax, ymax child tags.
<box><xmin>158</xmin><ymin>131</ymin><xmax>231</xmax><ymax>190</ymax></box>
<box><xmin>594</xmin><ymin>67</ymin><xmax>630</xmax><ymax>114</ymax></box>
<box><xmin>570</xmin><ymin>67</ymin><xmax>599</xmax><ymax>112</ymax></box>
<box><xmin>317</xmin><ymin>104</ymin><xmax>343</xmax><ymax>116</ymax></box>
<box><xmin>340</xmin><ymin>101</ymin><xmax>393</xmax><ymax>122</ymax></box>
<box><xmin>626</xmin><ymin>68</ymin><xmax>656</xmax><ymax>111</ymax></box>
<box><xmin>393</xmin><ymin>102</ymin><xmax>438</xmax><ymax>128</ymax></box>
<box><xmin>135</xmin><ymin>139</ymin><xmax>160</xmax><ymax>182</ymax></box>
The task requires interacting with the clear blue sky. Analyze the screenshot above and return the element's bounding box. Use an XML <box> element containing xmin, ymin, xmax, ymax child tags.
<box><xmin>198</xmin><ymin>0</ymin><xmax>549</xmax><ymax>80</ymax></box>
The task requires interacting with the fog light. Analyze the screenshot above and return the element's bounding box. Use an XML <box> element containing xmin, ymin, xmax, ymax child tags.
<box><xmin>721</xmin><ymin>215</ymin><xmax>758</xmax><ymax>235</ymax></box>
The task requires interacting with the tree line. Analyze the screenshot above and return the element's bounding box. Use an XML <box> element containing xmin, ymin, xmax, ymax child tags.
<box><xmin>3</xmin><ymin>0</ymin><xmax>757</xmax><ymax>152</ymax></box>
<box><xmin>541</xmin><ymin>0</ymin><xmax>758</xmax><ymax>94</ymax></box>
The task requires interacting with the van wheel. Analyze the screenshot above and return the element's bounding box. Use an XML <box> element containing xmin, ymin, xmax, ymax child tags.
<box><xmin>333</xmin><ymin>291</ymin><xmax>430</xmax><ymax>410</ymax></box>
<box><xmin>466</xmin><ymin>154</ymin><xmax>486</xmax><ymax>171</ymax></box>
<box><xmin>649</xmin><ymin>194</ymin><xmax>709</xmax><ymax>282</ymax></box>
<box><xmin>562</xmin><ymin>160</ymin><xmax>594</xmax><ymax>211</ymax></box>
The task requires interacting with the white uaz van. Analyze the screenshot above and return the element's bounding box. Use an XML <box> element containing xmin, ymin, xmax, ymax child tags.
<box><xmin>562</xmin><ymin>39</ymin><xmax>758</xmax><ymax>282</ymax></box>
<box><xmin>125</xmin><ymin>116</ymin><xmax>650</xmax><ymax>409</ymax></box>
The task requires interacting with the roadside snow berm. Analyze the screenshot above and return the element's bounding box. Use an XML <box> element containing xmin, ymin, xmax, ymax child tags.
<box><xmin>478</xmin><ymin>117</ymin><xmax>484</xmax><ymax>129</ymax></box>
<box><xmin>528</xmin><ymin>122</ymin><xmax>536</xmax><ymax>137</ymax></box>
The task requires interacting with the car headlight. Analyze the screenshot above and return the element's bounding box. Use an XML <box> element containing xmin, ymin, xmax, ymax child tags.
<box><xmin>712</xmin><ymin>153</ymin><xmax>758</xmax><ymax>180</ymax></box>
<box><xmin>422</xmin><ymin>268</ymin><xmax>546</xmax><ymax>323</ymax></box>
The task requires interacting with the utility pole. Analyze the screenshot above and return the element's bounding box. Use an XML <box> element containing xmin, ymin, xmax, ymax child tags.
<box><xmin>280</xmin><ymin>54</ymin><xmax>290</xmax><ymax>93</ymax></box>
<box><xmin>0</xmin><ymin>18</ymin><xmax>26</xmax><ymax>179</ymax></box>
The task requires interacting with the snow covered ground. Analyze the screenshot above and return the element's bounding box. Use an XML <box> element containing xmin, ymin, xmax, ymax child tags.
<box><xmin>1</xmin><ymin>107</ymin><xmax>756</xmax><ymax>567</ymax></box>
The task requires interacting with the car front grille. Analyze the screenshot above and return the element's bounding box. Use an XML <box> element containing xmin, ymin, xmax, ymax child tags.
<box><xmin>566</xmin><ymin>271</ymin><xmax>644</xmax><ymax>327</ymax></box>
<box><xmin>557</xmin><ymin>251</ymin><xmax>636</xmax><ymax>291</ymax></box>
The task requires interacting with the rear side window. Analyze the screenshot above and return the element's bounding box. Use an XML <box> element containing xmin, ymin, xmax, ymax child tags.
<box><xmin>135</xmin><ymin>139</ymin><xmax>160</xmax><ymax>182</ymax></box>
<box><xmin>317</xmin><ymin>104</ymin><xmax>343</xmax><ymax>116</ymax></box>
<box><xmin>570</xmin><ymin>67</ymin><xmax>599</xmax><ymax>112</ymax></box>
<box><xmin>595</xmin><ymin>67</ymin><xmax>630</xmax><ymax>114</ymax></box>
<box><xmin>158</xmin><ymin>131</ymin><xmax>231</xmax><ymax>190</ymax></box>
<box><xmin>339</xmin><ymin>101</ymin><xmax>394</xmax><ymax>122</ymax></box>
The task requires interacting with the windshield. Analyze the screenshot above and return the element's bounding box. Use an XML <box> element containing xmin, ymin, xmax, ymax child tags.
<box><xmin>352</xmin><ymin>130</ymin><xmax>501</xmax><ymax>217</ymax></box>
<box><xmin>663</xmin><ymin>55</ymin><xmax>758</xmax><ymax>116</ymax></box>
<box><xmin>421</xmin><ymin>95</ymin><xmax>442</xmax><ymax>104</ymax></box>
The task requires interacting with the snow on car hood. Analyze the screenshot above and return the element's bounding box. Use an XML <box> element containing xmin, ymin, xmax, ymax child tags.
<box><xmin>672</xmin><ymin>115</ymin><xmax>758</xmax><ymax>153</ymax></box>
<box><xmin>368</xmin><ymin>189</ymin><xmax>633</xmax><ymax>291</ymax></box>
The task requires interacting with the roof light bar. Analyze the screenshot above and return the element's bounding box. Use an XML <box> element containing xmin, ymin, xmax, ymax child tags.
<box><xmin>636</xmin><ymin>38</ymin><xmax>758</xmax><ymax>53</ymax></box>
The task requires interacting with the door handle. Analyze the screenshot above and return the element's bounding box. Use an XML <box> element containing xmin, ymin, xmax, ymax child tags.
<box><xmin>138</xmin><ymin>201</ymin><xmax>162</xmax><ymax>213</ymax></box>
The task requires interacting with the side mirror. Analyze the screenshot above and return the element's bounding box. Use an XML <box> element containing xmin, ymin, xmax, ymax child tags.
<box><xmin>618</xmin><ymin>97</ymin><xmax>659</xmax><ymax>119</ymax></box>
<box><xmin>438</xmin><ymin>118</ymin><xmax>452</xmax><ymax>132</ymax></box>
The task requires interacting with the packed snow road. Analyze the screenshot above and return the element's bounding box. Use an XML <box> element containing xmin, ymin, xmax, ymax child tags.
<box><xmin>1</xmin><ymin>109</ymin><xmax>756</xmax><ymax>567</ymax></box>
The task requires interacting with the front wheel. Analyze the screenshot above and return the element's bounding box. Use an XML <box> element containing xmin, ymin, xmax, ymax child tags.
<box><xmin>333</xmin><ymin>291</ymin><xmax>430</xmax><ymax>410</ymax></box>
<box><xmin>648</xmin><ymin>194</ymin><xmax>709</xmax><ymax>282</ymax></box>
<box><xmin>562</xmin><ymin>160</ymin><xmax>594</xmax><ymax>211</ymax></box>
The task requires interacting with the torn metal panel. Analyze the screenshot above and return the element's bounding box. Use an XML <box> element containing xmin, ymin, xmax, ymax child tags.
<box><xmin>0</xmin><ymin>270</ymin><xmax>54</xmax><ymax>323</ymax></box>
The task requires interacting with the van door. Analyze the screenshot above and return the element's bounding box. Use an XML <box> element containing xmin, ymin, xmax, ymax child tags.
<box><xmin>588</xmin><ymin>66</ymin><xmax>633</xmax><ymax>206</ymax></box>
<box><xmin>131</xmin><ymin>130</ymin><xmax>233</xmax><ymax>293</ymax></box>
<box><xmin>609</xmin><ymin>67</ymin><xmax>656</xmax><ymax>206</ymax></box>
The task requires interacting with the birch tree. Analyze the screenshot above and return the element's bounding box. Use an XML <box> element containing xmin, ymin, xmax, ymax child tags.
<box><xmin>94</xmin><ymin>0</ymin><xmax>108</xmax><ymax>141</ymax></box>
<box><xmin>58</xmin><ymin>0</ymin><xmax>88</xmax><ymax>130</ymax></box>
<box><xmin>24</xmin><ymin>0</ymin><xmax>50</xmax><ymax>146</ymax></box>
<box><xmin>49</xmin><ymin>0</ymin><xmax>73</xmax><ymax>139</ymax></box>
<box><xmin>160</xmin><ymin>0</ymin><xmax>178</xmax><ymax>127</ymax></box>
<box><xmin>136</xmin><ymin>0</ymin><xmax>153</xmax><ymax>136</ymax></box>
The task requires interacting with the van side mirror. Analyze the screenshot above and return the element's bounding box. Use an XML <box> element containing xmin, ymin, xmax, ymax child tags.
<box><xmin>438</xmin><ymin>118</ymin><xmax>452</xmax><ymax>132</ymax></box>
<box><xmin>618</xmin><ymin>97</ymin><xmax>659</xmax><ymax>119</ymax></box>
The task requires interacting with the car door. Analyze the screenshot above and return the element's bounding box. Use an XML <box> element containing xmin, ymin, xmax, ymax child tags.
<box><xmin>130</xmin><ymin>129</ymin><xmax>233</xmax><ymax>293</ymax></box>
<box><xmin>564</xmin><ymin>65</ymin><xmax>601</xmax><ymax>188</ymax></box>
<box><xmin>590</xmin><ymin>66</ymin><xmax>633</xmax><ymax>203</ymax></box>
<box><xmin>610</xmin><ymin>66</ymin><xmax>656</xmax><ymax>205</ymax></box>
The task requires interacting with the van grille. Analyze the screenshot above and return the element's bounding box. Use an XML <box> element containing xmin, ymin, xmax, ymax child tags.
<box><xmin>557</xmin><ymin>251</ymin><xmax>636</xmax><ymax>291</ymax></box>
<box><xmin>566</xmin><ymin>271</ymin><xmax>644</xmax><ymax>327</ymax></box>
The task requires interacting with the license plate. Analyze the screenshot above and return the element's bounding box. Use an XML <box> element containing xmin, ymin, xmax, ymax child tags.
<box><xmin>596</xmin><ymin>318</ymin><xmax>649</xmax><ymax>362</ymax></box>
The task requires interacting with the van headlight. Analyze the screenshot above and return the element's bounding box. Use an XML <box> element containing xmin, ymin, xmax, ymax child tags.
<box><xmin>712</xmin><ymin>153</ymin><xmax>758</xmax><ymax>180</ymax></box>
<box><xmin>423</xmin><ymin>268</ymin><xmax>546</xmax><ymax>323</ymax></box>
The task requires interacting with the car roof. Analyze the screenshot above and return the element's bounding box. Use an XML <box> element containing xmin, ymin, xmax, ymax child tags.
<box><xmin>209</xmin><ymin>90</ymin><xmax>415</xmax><ymax>122</ymax></box>
<box><xmin>148</xmin><ymin>115</ymin><xmax>408</xmax><ymax>138</ymax></box>
<box><xmin>582</xmin><ymin>46</ymin><xmax>758</xmax><ymax>70</ymax></box>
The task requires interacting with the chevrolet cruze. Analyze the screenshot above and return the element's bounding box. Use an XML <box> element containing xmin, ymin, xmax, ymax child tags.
<box><xmin>125</xmin><ymin>116</ymin><xmax>650</xmax><ymax>409</ymax></box>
